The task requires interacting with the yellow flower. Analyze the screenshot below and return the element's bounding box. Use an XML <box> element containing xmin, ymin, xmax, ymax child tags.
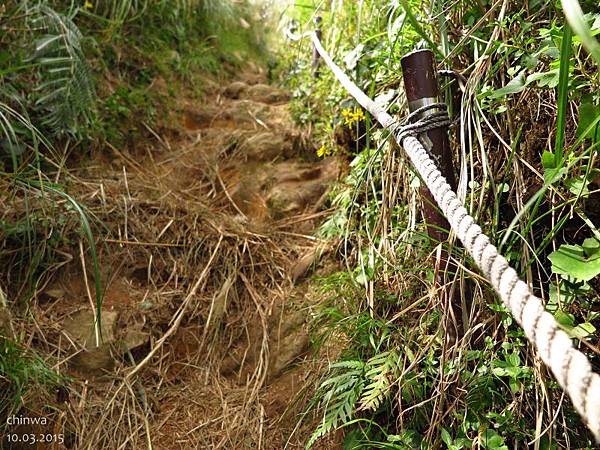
<box><xmin>316</xmin><ymin>144</ymin><xmax>330</xmax><ymax>158</ymax></box>
<box><xmin>83</xmin><ymin>1</ymin><xmax>93</xmax><ymax>10</ymax></box>
<box><xmin>342</xmin><ymin>108</ymin><xmax>365</xmax><ymax>126</ymax></box>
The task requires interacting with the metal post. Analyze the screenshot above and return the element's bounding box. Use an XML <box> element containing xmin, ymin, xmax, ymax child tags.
<box><xmin>312</xmin><ymin>16</ymin><xmax>323</xmax><ymax>77</ymax></box>
<box><xmin>400</xmin><ymin>49</ymin><xmax>463</xmax><ymax>340</ymax></box>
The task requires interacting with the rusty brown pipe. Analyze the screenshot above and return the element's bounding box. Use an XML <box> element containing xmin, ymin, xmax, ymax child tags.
<box><xmin>401</xmin><ymin>49</ymin><xmax>463</xmax><ymax>340</ymax></box>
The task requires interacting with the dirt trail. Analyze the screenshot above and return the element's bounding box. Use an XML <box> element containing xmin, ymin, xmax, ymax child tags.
<box><xmin>27</xmin><ymin>66</ymin><xmax>341</xmax><ymax>449</ymax></box>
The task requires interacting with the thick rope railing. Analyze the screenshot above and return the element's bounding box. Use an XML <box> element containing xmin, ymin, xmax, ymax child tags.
<box><xmin>286</xmin><ymin>27</ymin><xmax>600</xmax><ymax>439</ymax></box>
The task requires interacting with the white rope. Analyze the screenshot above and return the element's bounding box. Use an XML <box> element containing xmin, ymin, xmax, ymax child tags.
<box><xmin>293</xmin><ymin>29</ymin><xmax>600</xmax><ymax>440</ymax></box>
<box><xmin>399</xmin><ymin>129</ymin><xmax>600</xmax><ymax>441</ymax></box>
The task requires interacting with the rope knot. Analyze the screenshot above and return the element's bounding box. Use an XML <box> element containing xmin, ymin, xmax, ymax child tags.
<box><xmin>393</xmin><ymin>102</ymin><xmax>452</xmax><ymax>145</ymax></box>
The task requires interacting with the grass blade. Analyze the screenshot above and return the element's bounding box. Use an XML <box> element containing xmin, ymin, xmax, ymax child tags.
<box><xmin>561</xmin><ymin>0</ymin><xmax>600</xmax><ymax>67</ymax></box>
<box><xmin>554</xmin><ymin>22</ymin><xmax>572</xmax><ymax>165</ymax></box>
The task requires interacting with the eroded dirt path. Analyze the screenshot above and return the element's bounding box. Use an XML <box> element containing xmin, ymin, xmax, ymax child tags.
<box><xmin>32</xmin><ymin>67</ymin><xmax>341</xmax><ymax>449</ymax></box>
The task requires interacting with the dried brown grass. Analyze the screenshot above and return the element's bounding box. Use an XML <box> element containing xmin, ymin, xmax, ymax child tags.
<box><xmin>1</xmin><ymin>76</ymin><xmax>336</xmax><ymax>449</ymax></box>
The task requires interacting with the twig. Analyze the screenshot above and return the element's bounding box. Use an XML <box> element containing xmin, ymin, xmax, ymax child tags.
<box><xmin>79</xmin><ymin>240</ymin><xmax>100</xmax><ymax>347</ymax></box>
<box><xmin>125</xmin><ymin>235</ymin><xmax>223</xmax><ymax>380</ymax></box>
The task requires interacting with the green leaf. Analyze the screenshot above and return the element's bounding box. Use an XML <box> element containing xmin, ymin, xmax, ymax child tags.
<box><xmin>548</xmin><ymin>284</ymin><xmax>577</xmax><ymax>312</ymax></box>
<box><xmin>441</xmin><ymin>428</ymin><xmax>452</xmax><ymax>446</ymax></box>
<box><xmin>489</xmin><ymin>72</ymin><xmax>527</xmax><ymax>98</ymax></box>
<box><xmin>570</xmin><ymin>322</ymin><xmax>596</xmax><ymax>338</ymax></box>
<box><xmin>509</xmin><ymin>377</ymin><xmax>521</xmax><ymax>394</ymax></box>
<box><xmin>541</xmin><ymin>150</ymin><xmax>567</xmax><ymax>183</ymax></box>
<box><xmin>576</xmin><ymin>98</ymin><xmax>600</xmax><ymax>142</ymax></box>
<box><xmin>480</xmin><ymin>429</ymin><xmax>508</xmax><ymax>450</ymax></box>
<box><xmin>342</xmin><ymin>429</ymin><xmax>362</xmax><ymax>449</ymax></box>
<box><xmin>548</xmin><ymin>244</ymin><xmax>600</xmax><ymax>281</ymax></box>
<box><xmin>565</xmin><ymin>174</ymin><xmax>591</xmax><ymax>197</ymax></box>
<box><xmin>554</xmin><ymin>23</ymin><xmax>572</xmax><ymax>165</ymax></box>
<box><xmin>542</xmin><ymin>150</ymin><xmax>556</xmax><ymax>168</ymax></box>
<box><xmin>583</xmin><ymin>238</ymin><xmax>600</xmax><ymax>257</ymax></box>
<box><xmin>554</xmin><ymin>310</ymin><xmax>575</xmax><ymax>328</ymax></box>
<box><xmin>354</xmin><ymin>272</ymin><xmax>368</xmax><ymax>286</ymax></box>
<box><xmin>506</xmin><ymin>351</ymin><xmax>520</xmax><ymax>367</ymax></box>
<box><xmin>526</xmin><ymin>68</ymin><xmax>560</xmax><ymax>88</ymax></box>
<box><xmin>543</xmin><ymin>166</ymin><xmax>567</xmax><ymax>184</ymax></box>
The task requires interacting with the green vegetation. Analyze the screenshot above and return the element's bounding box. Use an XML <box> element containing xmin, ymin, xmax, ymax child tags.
<box><xmin>283</xmin><ymin>0</ymin><xmax>600</xmax><ymax>447</ymax></box>
<box><xmin>0</xmin><ymin>337</ymin><xmax>64</xmax><ymax>420</ymax></box>
<box><xmin>1</xmin><ymin>0</ymin><xmax>599</xmax><ymax>446</ymax></box>
<box><xmin>1</xmin><ymin>0</ymin><xmax>263</xmax><ymax>426</ymax></box>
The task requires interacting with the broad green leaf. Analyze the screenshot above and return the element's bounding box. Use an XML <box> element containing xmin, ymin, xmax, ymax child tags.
<box><xmin>542</xmin><ymin>148</ymin><xmax>567</xmax><ymax>183</ymax></box>
<box><xmin>548</xmin><ymin>284</ymin><xmax>578</xmax><ymax>312</ymax></box>
<box><xmin>570</xmin><ymin>322</ymin><xmax>596</xmax><ymax>338</ymax></box>
<box><xmin>441</xmin><ymin>428</ymin><xmax>452</xmax><ymax>446</ymax></box>
<box><xmin>489</xmin><ymin>72</ymin><xmax>527</xmax><ymax>98</ymax></box>
<box><xmin>565</xmin><ymin>174</ymin><xmax>591</xmax><ymax>197</ymax></box>
<box><xmin>544</xmin><ymin>166</ymin><xmax>567</xmax><ymax>184</ymax></box>
<box><xmin>554</xmin><ymin>310</ymin><xmax>576</xmax><ymax>328</ymax></box>
<box><xmin>576</xmin><ymin>98</ymin><xmax>600</xmax><ymax>142</ymax></box>
<box><xmin>387</xmin><ymin>435</ymin><xmax>403</xmax><ymax>442</ymax></box>
<box><xmin>542</xmin><ymin>150</ymin><xmax>556</xmax><ymax>168</ymax></box>
<box><xmin>583</xmin><ymin>237</ymin><xmax>600</xmax><ymax>256</ymax></box>
<box><xmin>526</xmin><ymin>68</ymin><xmax>560</xmax><ymax>88</ymax></box>
<box><xmin>548</xmin><ymin>244</ymin><xmax>600</xmax><ymax>281</ymax></box>
<box><xmin>481</xmin><ymin>429</ymin><xmax>508</xmax><ymax>450</ymax></box>
<box><xmin>506</xmin><ymin>351</ymin><xmax>520</xmax><ymax>367</ymax></box>
<box><xmin>509</xmin><ymin>377</ymin><xmax>521</xmax><ymax>394</ymax></box>
<box><xmin>498</xmin><ymin>182</ymin><xmax>510</xmax><ymax>193</ymax></box>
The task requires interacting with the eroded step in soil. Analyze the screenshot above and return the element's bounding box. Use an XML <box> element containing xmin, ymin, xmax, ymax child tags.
<box><xmin>183</xmin><ymin>99</ymin><xmax>294</xmax><ymax>131</ymax></box>
<box><xmin>223</xmin><ymin>81</ymin><xmax>291</xmax><ymax>104</ymax></box>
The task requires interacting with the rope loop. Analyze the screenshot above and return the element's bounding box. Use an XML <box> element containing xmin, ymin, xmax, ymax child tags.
<box><xmin>393</xmin><ymin>102</ymin><xmax>452</xmax><ymax>145</ymax></box>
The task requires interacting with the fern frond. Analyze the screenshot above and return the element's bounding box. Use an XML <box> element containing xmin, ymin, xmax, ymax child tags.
<box><xmin>306</xmin><ymin>360</ymin><xmax>366</xmax><ymax>449</ymax></box>
<box><xmin>29</xmin><ymin>5</ymin><xmax>95</xmax><ymax>136</ymax></box>
<box><xmin>359</xmin><ymin>350</ymin><xmax>401</xmax><ymax>412</ymax></box>
<box><xmin>92</xmin><ymin>0</ymin><xmax>148</xmax><ymax>25</ymax></box>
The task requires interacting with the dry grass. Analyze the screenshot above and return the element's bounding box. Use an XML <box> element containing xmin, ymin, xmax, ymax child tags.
<box><xmin>1</xmin><ymin>69</ymin><xmax>341</xmax><ymax>449</ymax></box>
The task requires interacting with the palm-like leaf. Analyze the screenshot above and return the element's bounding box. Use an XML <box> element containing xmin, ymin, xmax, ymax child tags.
<box><xmin>29</xmin><ymin>5</ymin><xmax>95</xmax><ymax>136</ymax></box>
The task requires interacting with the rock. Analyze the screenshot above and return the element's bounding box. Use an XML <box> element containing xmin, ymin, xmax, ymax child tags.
<box><xmin>291</xmin><ymin>249</ymin><xmax>319</xmax><ymax>284</ymax></box>
<box><xmin>71</xmin><ymin>344</ymin><xmax>115</xmax><ymax>373</ymax></box>
<box><xmin>122</xmin><ymin>326</ymin><xmax>148</xmax><ymax>352</ymax></box>
<box><xmin>245</xmin><ymin>84</ymin><xmax>290</xmax><ymax>104</ymax></box>
<box><xmin>44</xmin><ymin>287</ymin><xmax>66</xmax><ymax>300</ymax></box>
<box><xmin>223</xmin><ymin>81</ymin><xmax>248</xmax><ymax>99</ymax></box>
<box><xmin>268</xmin><ymin>330</ymin><xmax>310</xmax><ymax>378</ymax></box>
<box><xmin>267</xmin><ymin>307</ymin><xmax>309</xmax><ymax>379</ymax></box>
<box><xmin>183</xmin><ymin>108</ymin><xmax>219</xmax><ymax>130</ymax></box>
<box><xmin>267</xmin><ymin>180</ymin><xmax>326</xmax><ymax>218</ymax></box>
<box><xmin>63</xmin><ymin>309</ymin><xmax>118</xmax><ymax>347</ymax></box>
<box><xmin>239</xmin><ymin>131</ymin><xmax>295</xmax><ymax>161</ymax></box>
<box><xmin>63</xmin><ymin>309</ymin><xmax>149</xmax><ymax>374</ymax></box>
<box><xmin>63</xmin><ymin>309</ymin><xmax>118</xmax><ymax>374</ymax></box>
